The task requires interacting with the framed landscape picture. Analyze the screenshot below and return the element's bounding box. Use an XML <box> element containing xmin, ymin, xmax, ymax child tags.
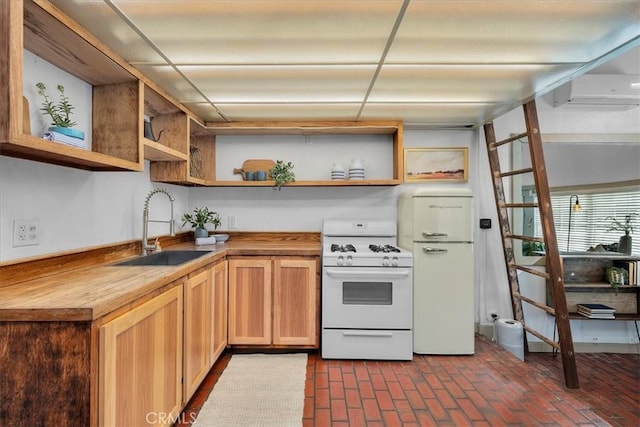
<box><xmin>404</xmin><ymin>147</ymin><xmax>468</xmax><ymax>182</ymax></box>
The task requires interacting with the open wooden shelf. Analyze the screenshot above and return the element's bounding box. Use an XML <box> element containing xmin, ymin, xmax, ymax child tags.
<box><xmin>151</xmin><ymin>120</ymin><xmax>405</xmax><ymax>187</ymax></box>
<box><xmin>0</xmin><ymin>0</ymin><xmax>145</xmax><ymax>171</ymax></box>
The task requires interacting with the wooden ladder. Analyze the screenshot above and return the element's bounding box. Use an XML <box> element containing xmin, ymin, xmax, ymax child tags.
<box><xmin>483</xmin><ymin>99</ymin><xmax>579</xmax><ymax>389</ymax></box>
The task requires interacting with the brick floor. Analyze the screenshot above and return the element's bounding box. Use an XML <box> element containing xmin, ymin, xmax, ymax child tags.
<box><xmin>178</xmin><ymin>335</ymin><xmax>640</xmax><ymax>426</ymax></box>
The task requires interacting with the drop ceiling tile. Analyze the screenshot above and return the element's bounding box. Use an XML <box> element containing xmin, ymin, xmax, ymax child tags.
<box><xmin>49</xmin><ymin>0</ymin><xmax>166</xmax><ymax>64</ymax></box>
<box><xmin>360</xmin><ymin>103</ymin><xmax>507</xmax><ymax>128</ymax></box>
<box><xmin>179</xmin><ymin>65</ymin><xmax>376</xmax><ymax>102</ymax></box>
<box><xmin>390</xmin><ymin>1</ymin><xmax>640</xmax><ymax>64</ymax></box>
<box><xmin>208</xmin><ymin>103</ymin><xmax>362</xmax><ymax>122</ymax></box>
<box><xmin>109</xmin><ymin>0</ymin><xmax>403</xmax><ymax>64</ymax></box>
<box><xmin>370</xmin><ymin>64</ymin><xmax>582</xmax><ymax>103</ymax></box>
<box><xmin>134</xmin><ymin>65</ymin><xmax>205</xmax><ymax>103</ymax></box>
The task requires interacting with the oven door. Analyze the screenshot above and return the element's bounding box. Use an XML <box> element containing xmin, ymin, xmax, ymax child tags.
<box><xmin>322</xmin><ymin>267</ymin><xmax>412</xmax><ymax>329</ymax></box>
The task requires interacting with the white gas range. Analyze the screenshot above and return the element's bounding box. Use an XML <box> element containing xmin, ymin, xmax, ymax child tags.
<box><xmin>321</xmin><ymin>219</ymin><xmax>413</xmax><ymax>361</ymax></box>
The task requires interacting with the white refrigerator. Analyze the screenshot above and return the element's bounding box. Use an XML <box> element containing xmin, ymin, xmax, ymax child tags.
<box><xmin>398</xmin><ymin>188</ymin><xmax>475</xmax><ymax>355</ymax></box>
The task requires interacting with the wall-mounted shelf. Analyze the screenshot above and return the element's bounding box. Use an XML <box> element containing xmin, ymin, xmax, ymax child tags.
<box><xmin>150</xmin><ymin>120</ymin><xmax>404</xmax><ymax>187</ymax></box>
<box><xmin>0</xmin><ymin>0</ymin><xmax>144</xmax><ymax>171</ymax></box>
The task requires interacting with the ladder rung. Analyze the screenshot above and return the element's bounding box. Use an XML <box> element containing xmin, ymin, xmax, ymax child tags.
<box><xmin>500</xmin><ymin>202</ymin><xmax>538</xmax><ymax>209</ymax></box>
<box><xmin>496</xmin><ymin>167</ymin><xmax>534</xmax><ymax>178</ymax></box>
<box><xmin>489</xmin><ymin>132</ymin><xmax>528</xmax><ymax>149</ymax></box>
<box><xmin>507</xmin><ymin>234</ymin><xmax>545</xmax><ymax>243</ymax></box>
<box><xmin>523</xmin><ymin>324</ymin><xmax>560</xmax><ymax>350</ymax></box>
<box><xmin>517</xmin><ymin>293</ymin><xmax>556</xmax><ymax>316</ymax></box>
<box><xmin>514</xmin><ymin>264</ymin><xmax>550</xmax><ymax>279</ymax></box>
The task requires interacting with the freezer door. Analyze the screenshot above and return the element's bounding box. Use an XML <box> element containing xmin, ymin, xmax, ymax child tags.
<box><xmin>412</xmin><ymin>242</ymin><xmax>474</xmax><ymax>355</ymax></box>
<box><xmin>412</xmin><ymin>196</ymin><xmax>473</xmax><ymax>242</ymax></box>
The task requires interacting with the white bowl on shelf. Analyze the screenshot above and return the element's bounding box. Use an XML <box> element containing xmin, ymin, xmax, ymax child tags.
<box><xmin>214</xmin><ymin>234</ymin><xmax>229</xmax><ymax>243</ymax></box>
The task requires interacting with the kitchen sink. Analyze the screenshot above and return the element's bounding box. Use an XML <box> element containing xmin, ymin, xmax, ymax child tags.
<box><xmin>114</xmin><ymin>250</ymin><xmax>211</xmax><ymax>266</ymax></box>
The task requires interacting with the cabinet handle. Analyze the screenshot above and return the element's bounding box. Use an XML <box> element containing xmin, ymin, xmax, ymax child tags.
<box><xmin>422</xmin><ymin>232</ymin><xmax>448</xmax><ymax>237</ymax></box>
<box><xmin>343</xmin><ymin>331</ymin><xmax>393</xmax><ymax>337</ymax></box>
<box><xmin>422</xmin><ymin>247</ymin><xmax>448</xmax><ymax>254</ymax></box>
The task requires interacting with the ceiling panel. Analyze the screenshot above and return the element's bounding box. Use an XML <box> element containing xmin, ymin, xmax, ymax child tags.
<box><xmin>360</xmin><ymin>103</ymin><xmax>502</xmax><ymax>128</ymax></box>
<box><xmin>370</xmin><ymin>64</ymin><xmax>581</xmax><ymax>103</ymax></box>
<box><xmin>390</xmin><ymin>1</ymin><xmax>640</xmax><ymax>64</ymax></box>
<box><xmin>179</xmin><ymin>65</ymin><xmax>377</xmax><ymax>102</ymax></box>
<box><xmin>110</xmin><ymin>0</ymin><xmax>403</xmax><ymax>65</ymax></box>
<box><xmin>46</xmin><ymin>0</ymin><xmax>166</xmax><ymax>64</ymax></box>
<box><xmin>47</xmin><ymin>0</ymin><xmax>640</xmax><ymax>128</ymax></box>
<box><xmin>205</xmin><ymin>103</ymin><xmax>364</xmax><ymax>122</ymax></box>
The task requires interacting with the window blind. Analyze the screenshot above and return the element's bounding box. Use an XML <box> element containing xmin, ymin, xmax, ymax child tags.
<box><xmin>533</xmin><ymin>189</ymin><xmax>640</xmax><ymax>254</ymax></box>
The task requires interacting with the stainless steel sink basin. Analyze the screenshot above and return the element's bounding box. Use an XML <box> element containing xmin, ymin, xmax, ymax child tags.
<box><xmin>114</xmin><ymin>250</ymin><xmax>211</xmax><ymax>266</ymax></box>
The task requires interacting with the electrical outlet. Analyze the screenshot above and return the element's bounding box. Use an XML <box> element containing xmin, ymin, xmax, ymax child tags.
<box><xmin>228</xmin><ymin>215</ymin><xmax>237</xmax><ymax>229</ymax></box>
<box><xmin>13</xmin><ymin>219</ymin><xmax>41</xmax><ymax>247</ymax></box>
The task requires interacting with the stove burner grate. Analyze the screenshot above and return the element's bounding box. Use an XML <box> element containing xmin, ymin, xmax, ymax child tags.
<box><xmin>368</xmin><ymin>244</ymin><xmax>401</xmax><ymax>253</ymax></box>
<box><xmin>331</xmin><ymin>244</ymin><xmax>356</xmax><ymax>253</ymax></box>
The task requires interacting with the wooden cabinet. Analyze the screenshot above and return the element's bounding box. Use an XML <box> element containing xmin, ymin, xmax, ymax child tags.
<box><xmin>228</xmin><ymin>256</ymin><xmax>318</xmax><ymax>347</ymax></box>
<box><xmin>273</xmin><ymin>258</ymin><xmax>318</xmax><ymax>345</ymax></box>
<box><xmin>183</xmin><ymin>260</ymin><xmax>228</xmax><ymax>402</ymax></box>
<box><xmin>99</xmin><ymin>285</ymin><xmax>183</xmax><ymax>427</ymax></box>
<box><xmin>183</xmin><ymin>268</ymin><xmax>212</xmax><ymax>402</ymax></box>
<box><xmin>228</xmin><ymin>258</ymin><xmax>272</xmax><ymax>344</ymax></box>
<box><xmin>211</xmin><ymin>260</ymin><xmax>228</xmax><ymax>361</ymax></box>
<box><xmin>547</xmin><ymin>254</ymin><xmax>640</xmax><ymax>319</ymax></box>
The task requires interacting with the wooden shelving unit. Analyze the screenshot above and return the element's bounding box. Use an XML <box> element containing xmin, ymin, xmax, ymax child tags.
<box><xmin>547</xmin><ymin>253</ymin><xmax>640</xmax><ymax>320</ymax></box>
<box><xmin>142</xmin><ymin>83</ymin><xmax>189</xmax><ymax>162</ymax></box>
<box><xmin>151</xmin><ymin>119</ymin><xmax>404</xmax><ymax>187</ymax></box>
<box><xmin>0</xmin><ymin>0</ymin><xmax>144</xmax><ymax>171</ymax></box>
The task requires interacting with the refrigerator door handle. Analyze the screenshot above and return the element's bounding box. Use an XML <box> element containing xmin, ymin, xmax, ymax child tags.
<box><xmin>422</xmin><ymin>247</ymin><xmax>448</xmax><ymax>254</ymax></box>
<box><xmin>422</xmin><ymin>232</ymin><xmax>448</xmax><ymax>237</ymax></box>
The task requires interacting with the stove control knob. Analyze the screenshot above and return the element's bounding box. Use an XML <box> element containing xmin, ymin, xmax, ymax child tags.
<box><xmin>337</xmin><ymin>256</ymin><xmax>345</xmax><ymax>266</ymax></box>
<box><xmin>382</xmin><ymin>256</ymin><xmax>390</xmax><ymax>267</ymax></box>
<box><xmin>346</xmin><ymin>255</ymin><xmax>353</xmax><ymax>266</ymax></box>
<box><xmin>391</xmin><ymin>257</ymin><xmax>399</xmax><ymax>267</ymax></box>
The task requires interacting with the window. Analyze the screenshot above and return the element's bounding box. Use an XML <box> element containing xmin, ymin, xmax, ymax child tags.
<box><xmin>533</xmin><ymin>188</ymin><xmax>639</xmax><ymax>254</ymax></box>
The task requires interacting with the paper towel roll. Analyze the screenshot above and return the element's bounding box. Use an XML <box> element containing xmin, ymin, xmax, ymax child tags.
<box><xmin>495</xmin><ymin>318</ymin><xmax>524</xmax><ymax>361</ymax></box>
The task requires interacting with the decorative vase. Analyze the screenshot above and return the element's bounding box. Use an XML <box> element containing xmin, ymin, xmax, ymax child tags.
<box><xmin>194</xmin><ymin>227</ymin><xmax>208</xmax><ymax>239</ymax></box>
<box><xmin>48</xmin><ymin>126</ymin><xmax>85</xmax><ymax>140</ymax></box>
<box><xmin>618</xmin><ymin>232</ymin><xmax>632</xmax><ymax>255</ymax></box>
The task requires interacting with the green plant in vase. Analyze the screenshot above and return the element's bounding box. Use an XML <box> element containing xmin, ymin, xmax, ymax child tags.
<box><xmin>269</xmin><ymin>160</ymin><xmax>295</xmax><ymax>190</ymax></box>
<box><xmin>181</xmin><ymin>207</ymin><xmax>221</xmax><ymax>239</ymax></box>
<box><xmin>36</xmin><ymin>82</ymin><xmax>84</xmax><ymax>140</ymax></box>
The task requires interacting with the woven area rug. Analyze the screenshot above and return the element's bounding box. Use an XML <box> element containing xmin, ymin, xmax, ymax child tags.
<box><xmin>193</xmin><ymin>353</ymin><xmax>308</xmax><ymax>427</ymax></box>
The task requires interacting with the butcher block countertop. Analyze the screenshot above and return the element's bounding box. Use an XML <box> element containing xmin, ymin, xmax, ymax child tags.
<box><xmin>0</xmin><ymin>238</ymin><xmax>320</xmax><ymax>322</ymax></box>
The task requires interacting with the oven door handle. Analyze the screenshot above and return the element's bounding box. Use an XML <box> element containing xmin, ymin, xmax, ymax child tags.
<box><xmin>325</xmin><ymin>269</ymin><xmax>411</xmax><ymax>278</ymax></box>
<box><xmin>342</xmin><ymin>331</ymin><xmax>394</xmax><ymax>337</ymax></box>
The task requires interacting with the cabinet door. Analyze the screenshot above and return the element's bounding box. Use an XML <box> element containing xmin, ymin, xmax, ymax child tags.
<box><xmin>211</xmin><ymin>260</ymin><xmax>228</xmax><ymax>362</ymax></box>
<box><xmin>183</xmin><ymin>268</ymin><xmax>213</xmax><ymax>402</ymax></box>
<box><xmin>228</xmin><ymin>258</ymin><xmax>272</xmax><ymax>344</ymax></box>
<box><xmin>99</xmin><ymin>285</ymin><xmax>183</xmax><ymax>427</ymax></box>
<box><xmin>273</xmin><ymin>258</ymin><xmax>318</xmax><ymax>346</ymax></box>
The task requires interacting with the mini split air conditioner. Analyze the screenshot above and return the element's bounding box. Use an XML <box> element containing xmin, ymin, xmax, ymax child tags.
<box><xmin>552</xmin><ymin>74</ymin><xmax>640</xmax><ymax>107</ymax></box>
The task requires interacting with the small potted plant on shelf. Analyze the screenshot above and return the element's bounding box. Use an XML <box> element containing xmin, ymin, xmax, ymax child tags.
<box><xmin>181</xmin><ymin>207</ymin><xmax>221</xmax><ymax>239</ymax></box>
<box><xmin>269</xmin><ymin>160</ymin><xmax>295</xmax><ymax>190</ymax></box>
<box><xmin>605</xmin><ymin>213</ymin><xmax>637</xmax><ymax>255</ymax></box>
<box><xmin>35</xmin><ymin>82</ymin><xmax>85</xmax><ymax>140</ymax></box>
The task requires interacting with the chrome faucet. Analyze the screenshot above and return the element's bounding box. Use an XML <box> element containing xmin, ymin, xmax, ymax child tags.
<box><xmin>142</xmin><ymin>188</ymin><xmax>175</xmax><ymax>255</ymax></box>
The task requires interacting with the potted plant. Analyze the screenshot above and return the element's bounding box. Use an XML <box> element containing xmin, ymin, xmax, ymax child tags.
<box><xmin>269</xmin><ymin>160</ymin><xmax>295</xmax><ymax>190</ymax></box>
<box><xmin>605</xmin><ymin>213</ymin><xmax>638</xmax><ymax>255</ymax></box>
<box><xmin>181</xmin><ymin>207</ymin><xmax>221</xmax><ymax>239</ymax></box>
<box><xmin>35</xmin><ymin>82</ymin><xmax>84</xmax><ymax>140</ymax></box>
